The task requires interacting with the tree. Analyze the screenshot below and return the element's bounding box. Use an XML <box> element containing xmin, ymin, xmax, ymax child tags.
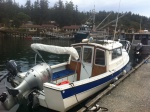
<box><xmin>0</xmin><ymin>0</ymin><xmax>150</xmax><ymax>31</ymax></box>
<box><xmin>52</xmin><ymin>0</ymin><xmax>65</xmax><ymax>27</ymax></box>
<box><xmin>12</xmin><ymin>12</ymin><xmax>30</xmax><ymax>27</ymax></box>
<box><xmin>39</xmin><ymin>0</ymin><xmax>49</xmax><ymax>24</ymax></box>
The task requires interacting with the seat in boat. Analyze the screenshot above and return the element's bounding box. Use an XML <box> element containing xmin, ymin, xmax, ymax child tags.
<box><xmin>52</xmin><ymin>69</ymin><xmax>75</xmax><ymax>80</ymax></box>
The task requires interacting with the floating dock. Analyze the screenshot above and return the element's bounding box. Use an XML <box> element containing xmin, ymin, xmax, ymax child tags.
<box><xmin>78</xmin><ymin>55</ymin><xmax>150</xmax><ymax>112</ymax></box>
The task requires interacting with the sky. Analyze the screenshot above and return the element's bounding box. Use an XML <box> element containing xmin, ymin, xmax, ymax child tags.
<box><xmin>15</xmin><ymin>0</ymin><xmax>150</xmax><ymax>18</ymax></box>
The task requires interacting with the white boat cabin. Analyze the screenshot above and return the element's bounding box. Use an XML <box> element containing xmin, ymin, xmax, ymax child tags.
<box><xmin>51</xmin><ymin>40</ymin><xmax>125</xmax><ymax>84</ymax></box>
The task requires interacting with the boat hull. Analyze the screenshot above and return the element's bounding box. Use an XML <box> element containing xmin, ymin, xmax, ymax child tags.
<box><xmin>74</xmin><ymin>32</ymin><xmax>89</xmax><ymax>43</ymax></box>
<box><xmin>42</xmin><ymin>64</ymin><xmax>127</xmax><ymax>112</ymax></box>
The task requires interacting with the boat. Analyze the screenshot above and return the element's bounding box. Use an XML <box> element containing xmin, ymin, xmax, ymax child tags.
<box><xmin>74</xmin><ymin>24</ymin><xmax>91</xmax><ymax>42</ymax></box>
<box><xmin>74</xmin><ymin>25</ymin><xmax>108</xmax><ymax>43</ymax></box>
<box><xmin>0</xmin><ymin>38</ymin><xmax>130</xmax><ymax>112</ymax></box>
<box><xmin>74</xmin><ymin>10</ymin><xmax>110</xmax><ymax>43</ymax></box>
<box><xmin>32</xmin><ymin>36</ymin><xmax>43</xmax><ymax>40</ymax></box>
<box><xmin>25</xmin><ymin>35</ymin><xmax>32</xmax><ymax>40</ymax></box>
<box><xmin>121</xmin><ymin>30</ymin><xmax>150</xmax><ymax>55</ymax></box>
<box><xmin>74</xmin><ymin>8</ymin><xmax>96</xmax><ymax>43</ymax></box>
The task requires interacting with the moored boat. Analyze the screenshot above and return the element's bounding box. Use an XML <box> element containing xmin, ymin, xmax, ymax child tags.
<box><xmin>32</xmin><ymin>36</ymin><xmax>43</xmax><ymax>40</ymax></box>
<box><xmin>0</xmin><ymin>38</ymin><xmax>130</xmax><ymax>112</ymax></box>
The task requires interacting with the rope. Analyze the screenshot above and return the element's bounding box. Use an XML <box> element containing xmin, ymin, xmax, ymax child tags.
<box><xmin>86</xmin><ymin>104</ymin><xmax>108</xmax><ymax>111</ymax></box>
<box><xmin>70</xmin><ymin>83</ymin><xmax>79</xmax><ymax>103</ymax></box>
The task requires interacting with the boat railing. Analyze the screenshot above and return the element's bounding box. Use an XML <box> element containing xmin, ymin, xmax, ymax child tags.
<box><xmin>119</xmin><ymin>40</ymin><xmax>131</xmax><ymax>53</ymax></box>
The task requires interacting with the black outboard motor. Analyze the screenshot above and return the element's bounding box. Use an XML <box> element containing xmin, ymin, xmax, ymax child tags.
<box><xmin>6</xmin><ymin>60</ymin><xmax>20</xmax><ymax>77</ymax></box>
<box><xmin>0</xmin><ymin>60</ymin><xmax>20</xmax><ymax>84</ymax></box>
<box><xmin>134</xmin><ymin>43</ymin><xmax>143</xmax><ymax>63</ymax></box>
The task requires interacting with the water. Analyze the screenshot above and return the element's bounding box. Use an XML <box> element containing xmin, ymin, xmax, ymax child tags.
<box><xmin>0</xmin><ymin>36</ymin><xmax>74</xmax><ymax>72</ymax></box>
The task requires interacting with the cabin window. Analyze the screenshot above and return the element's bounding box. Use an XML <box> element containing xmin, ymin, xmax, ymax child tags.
<box><xmin>135</xmin><ymin>34</ymin><xmax>149</xmax><ymax>40</ymax></box>
<box><xmin>83</xmin><ymin>48</ymin><xmax>92</xmax><ymax>63</ymax></box>
<box><xmin>125</xmin><ymin>34</ymin><xmax>133</xmax><ymax>42</ymax></box>
<box><xmin>148</xmin><ymin>35</ymin><xmax>150</xmax><ymax>40</ymax></box>
<box><xmin>112</xmin><ymin>47</ymin><xmax>122</xmax><ymax>60</ymax></box>
<box><xmin>95</xmin><ymin>49</ymin><xmax>105</xmax><ymax>66</ymax></box>
<box><xmin>135</xmin><ymin>35</ymin><xmax>140</xmax><ymax>40</ymax></box>
<box><xmin>135</xmin><ymin>34</ymin><xmax>144</xmax><ymax>40</ymax></box>
<box><xmin>71</xmin><ymin>47</ymin><xmax>81</xmax><ymax>61</ymax></box>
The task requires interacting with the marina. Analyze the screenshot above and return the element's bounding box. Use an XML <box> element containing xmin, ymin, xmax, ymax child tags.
<box><xmin>0</xmin><ymin>35</ymin><xmax>150</xmax><ymax>112</ymax></box>
<box><xmin>0</xmin><ymin>0</ymin><xmax>150</xmax><ymax>112</ymax></box>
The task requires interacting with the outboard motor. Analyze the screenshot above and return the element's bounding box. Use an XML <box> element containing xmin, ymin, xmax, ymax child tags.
<box><xmin>6</xmin><ymin>60</ymin><xmax>20</xmax><ymax>77</ymax></box>
<box><xmin>134</xmin><ymin>43</ymin><xmax>143</xmax><ymax>63</ymax></box>
<box><xmin>0</xmin><ymin>60</ymin><xmax>20</xmax><ymax>85</ymax></box>
<box><xmin>0</xmin><ymin>63</ymin><xmax>52</xmax><ymax>110</ymax></box>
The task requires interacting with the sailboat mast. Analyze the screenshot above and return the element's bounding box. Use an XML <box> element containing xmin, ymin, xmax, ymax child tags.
<box><xmin>92</xmin><ymin>5</ymin><xmax>96</xmax><ymax>31</ymax></box>
<box><xmin>113</xmin><ymin>0</ymin><xmax>122</xmax><ymax>41</ymax></box>
<box><xmin>140</xmin><ymin>17</ymin><xmax>142</xmax><ymax>31</ymax></box>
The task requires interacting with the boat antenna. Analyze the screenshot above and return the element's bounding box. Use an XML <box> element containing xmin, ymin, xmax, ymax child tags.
<box><xmin>92</xmin><ymin>5</ymin><xmax>96</xmax><ymax>31</ymax></box>
<box><xmin>113</xmin><ymin>0</ymin><xmax>122</xmax><ymax>41</ymax></box>
<box><xmin>140</xmin><ymin>16</ymin><xmax>142</xmax><ymax>32</ymax></box>
<box><xmin>98</xmin><ymin>13</ymin><xmax>126</xmax><ymax>30</ymax></box>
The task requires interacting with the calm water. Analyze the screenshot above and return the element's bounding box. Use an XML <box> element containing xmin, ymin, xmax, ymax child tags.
<box><xmin>0</xmin><ymin>36</ymin><xmax>75</xmax><ymax>72</ymax></box>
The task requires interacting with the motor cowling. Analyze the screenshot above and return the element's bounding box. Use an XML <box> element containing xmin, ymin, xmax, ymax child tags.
<box><xmin>1</xmin><ymin>63</ymin><xmax>52</xmax><ymax>110</ymax></box>
<box><xmin>8</xmin><ymin>62</ymin><xmax>52</xmax><ymax>96</ymax></box>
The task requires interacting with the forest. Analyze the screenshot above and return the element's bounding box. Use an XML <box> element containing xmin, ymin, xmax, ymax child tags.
<box><xmin>0</xmin><ymin>0</ymin><xmax>150</xmax><ymax>31</ymax></box>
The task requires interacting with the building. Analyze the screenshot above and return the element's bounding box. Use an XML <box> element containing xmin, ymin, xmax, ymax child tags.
<box><xmin>63</xmin><ymin>25</ymin><xmax>80</xmax><ymax>32</ymax></box>
<box><xmin>20</xmin><ymin>20</ymin><xmax>59</xmax><ymax>33</ymax></box>
<box><xmin>41</xmin><ymin>24</ymin><xmax>59</xmax><ymax>32</ymax></box>
<box><xmin>20</xmin><ymin>24</ymin><xmax>41</xmax><ymax>32</ymax></box>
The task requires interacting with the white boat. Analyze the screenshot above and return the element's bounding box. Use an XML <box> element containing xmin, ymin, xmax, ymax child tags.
<box><xmin>0</xmin><ymin>38</ymin><xmax>130</xmax><ymax>112</ymax></box>
<box><xmin>32</xmin><ymin>36</ymin><xmax>43</xmax><ymax>40</ymax></box>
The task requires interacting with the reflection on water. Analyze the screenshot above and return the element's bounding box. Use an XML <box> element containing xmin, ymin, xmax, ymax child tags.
<box><xmin>0</xmin><ymin>36</ymin><xmax>75</xmax><ymax>71</ymax></box>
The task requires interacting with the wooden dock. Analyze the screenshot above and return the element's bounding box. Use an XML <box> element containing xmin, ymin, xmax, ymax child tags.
<box><xmin>77</xmin><ymin>55</ymin><xmax>150</xmax><ymax>112</ymax></box>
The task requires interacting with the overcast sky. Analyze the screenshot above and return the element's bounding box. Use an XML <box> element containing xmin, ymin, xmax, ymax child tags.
<box><xmin>15</xmin><ymin>0</ymin><xmax>150</xmax><ymax>18</ymax></box>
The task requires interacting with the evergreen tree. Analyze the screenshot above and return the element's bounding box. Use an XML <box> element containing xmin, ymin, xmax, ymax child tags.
<box><xmin>0</xmin><ymin>0</ymin><xmax>150</xmax><ymax>31</ymax></box>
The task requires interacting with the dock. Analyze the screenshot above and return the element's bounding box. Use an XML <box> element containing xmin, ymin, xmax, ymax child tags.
<box><xmin>0</xmin><ymin>29</ymin><xmax>74</xmax><ymax>40</ymax></box>
<box><xmin>78</xmin><ymin>55</ymin><xmax>150</xmax><ymax>112</ymax></box>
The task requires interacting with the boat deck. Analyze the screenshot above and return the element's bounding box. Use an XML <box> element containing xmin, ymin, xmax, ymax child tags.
<box><xmin>77</xmin><ymin>55</ymin><xmax>150</xmax><ymax>112</ymax></box>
